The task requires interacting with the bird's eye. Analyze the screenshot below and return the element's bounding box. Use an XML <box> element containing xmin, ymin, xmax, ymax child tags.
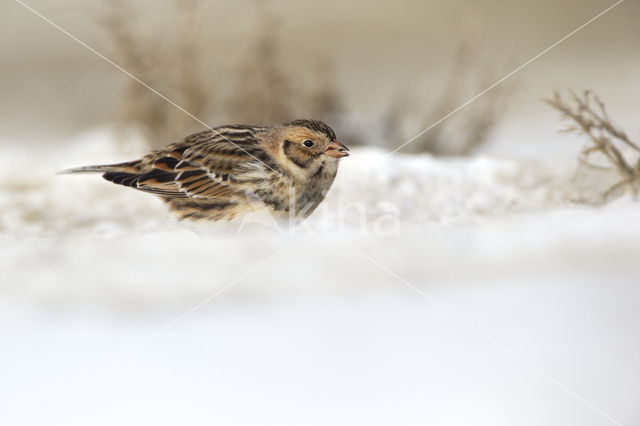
<box><xmin>303</xmin><ymin>140</ymin><xmax>314</xmax><ymax>148</ymax></box>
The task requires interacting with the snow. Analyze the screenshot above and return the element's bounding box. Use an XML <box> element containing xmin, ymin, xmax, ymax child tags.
<box><xmin>1</xmin><ymin>130</ymin><xmax>639</xmax><ymax>425</ymax></box>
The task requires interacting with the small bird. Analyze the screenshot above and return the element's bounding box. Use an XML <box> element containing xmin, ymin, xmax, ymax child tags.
<box><xmin>62</xmin><ymin>119</ymin><xmax>349</xmax><ymax>223</ymax></box>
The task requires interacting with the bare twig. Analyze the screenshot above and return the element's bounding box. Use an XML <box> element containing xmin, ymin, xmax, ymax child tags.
<box><xmin>545</xmin><ymin>90</ymin><xmax>640</xmax><ymax>202</ymax></box>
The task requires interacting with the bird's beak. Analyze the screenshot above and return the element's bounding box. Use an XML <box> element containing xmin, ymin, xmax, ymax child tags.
<box><xmin>324</xmin><ymin>140</ymin><xmax>350</xmax><ymax>158</ymax></box>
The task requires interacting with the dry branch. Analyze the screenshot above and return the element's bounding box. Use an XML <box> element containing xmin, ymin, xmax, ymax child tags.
<box><xmin>545</xmin><ymin>90</ymin><xmax>640</xmax><ymax>202</ymax></box>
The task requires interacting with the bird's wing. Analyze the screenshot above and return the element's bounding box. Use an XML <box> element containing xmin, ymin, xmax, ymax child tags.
<box><xmin>102</xmin><ymin>126</ymin><xmax>276</xmax><ymax>201</ymax></box>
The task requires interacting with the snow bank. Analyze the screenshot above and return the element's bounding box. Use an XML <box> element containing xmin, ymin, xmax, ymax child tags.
<box><xmin>0</xmin><ymin>130</ymin><xmax>583</xmax><ymax>236</ymax></box>
<box><xmin>0</xmin><ymin>130</ymin><xmax>638</xmax><ymax>308</ymax></box>
<box><xmin>1</xmin><ymin>131</ymin><xmax>639</xmax><ymax>426</ymax></box>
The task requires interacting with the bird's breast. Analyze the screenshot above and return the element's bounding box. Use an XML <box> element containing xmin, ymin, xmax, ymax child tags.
<box><xmin>245</xmin><ymin>160</ymin><xmax>338</xmax><ymax>221</ymax></box>
<box><xmin>295</xmin><ymin>161</ymin><xmax>339</xmax><ymax>218</ymax></box>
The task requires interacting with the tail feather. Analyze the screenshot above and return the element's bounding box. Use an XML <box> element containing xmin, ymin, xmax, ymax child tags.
<box><xmin>58</xmin><ymin>165</ymin><xmax>113</xmax><ymax>174</ymax></box>
<box><xmin>57</xmin><ymin>161</ymin><xmax>140</xmax><ymax>175</ymax></box>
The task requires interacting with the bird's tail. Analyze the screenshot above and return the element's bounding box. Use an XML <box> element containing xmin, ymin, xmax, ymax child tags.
<box><xmin>57</xmin><ymin>161</ymin><xmax>139</xmax><ymax>175</ymax></box>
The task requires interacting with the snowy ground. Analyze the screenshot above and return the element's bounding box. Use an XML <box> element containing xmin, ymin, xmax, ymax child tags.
<box><xmin>1</xmin><ymin>131</ymin><xmax>639</xmax><ymax>426</ymax></box>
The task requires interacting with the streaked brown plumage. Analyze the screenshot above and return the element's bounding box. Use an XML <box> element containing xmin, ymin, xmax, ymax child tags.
<box><xmin>62</xmin><ymin>119</ymin><xmax>349</xmax><ymax>223</ymax></box>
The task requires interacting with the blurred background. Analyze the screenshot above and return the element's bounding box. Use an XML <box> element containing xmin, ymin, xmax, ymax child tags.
<box><xmin>1</xmin><ymin>0</ymin><xmax>639</xmax><ymax>425</ymax></box>
<box><xmin>3</xmin><ymin>0</ymin><xmax>640</xmax><ymax>155</ymax></box>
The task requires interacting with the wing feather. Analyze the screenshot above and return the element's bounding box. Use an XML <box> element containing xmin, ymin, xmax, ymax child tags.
<box><xmin>101</xmin><ymin>126</ymin><xmax>274</xmax><ymax>203</ymax></box>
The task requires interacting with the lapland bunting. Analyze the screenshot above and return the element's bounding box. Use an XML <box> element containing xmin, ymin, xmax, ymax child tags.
<box><xmin>62</xmin><ymin>119</ymin><xmax>349</xmax><ymax>223</ymax></box>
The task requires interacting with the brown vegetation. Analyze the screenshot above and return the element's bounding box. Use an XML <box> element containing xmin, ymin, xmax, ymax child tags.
<box><xmin>383</xmin><ymin>44</ymin><xmax>516</xmax><ymax>156</ymax></box>
<box><xmin>227</xmin><ymin>13</ymin><xmax>294</xmax><ymax>125</ymax></box>
<box><xmin>102</xmin><ymin>5</ymin><xmax>344</xmax><ymax>148</ymax></box>
<box><xmin>101</xmin><ymin>0</ymin><xmax>216</xmax><ymax>146</ymax></box>
<box><xmin>102</xmin><ymin>6</ymin><xmax>512</xmax><ymax>156</ymax></box>
<box><xmin>545</xmin><ymin>90</ymin><xmax>640</xmax><ymax>202</ymax></box>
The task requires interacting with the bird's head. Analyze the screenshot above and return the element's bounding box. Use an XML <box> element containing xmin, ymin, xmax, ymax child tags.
<box><xmin>270</xmin><ymin>119</ymin><xmax>348</xmax><ymax>178</ymax></box>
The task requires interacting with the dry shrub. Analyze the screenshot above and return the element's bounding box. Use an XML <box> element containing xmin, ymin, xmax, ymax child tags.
<box><xmin>304</xmin><ymin>60</ymin><xmax>365</xmax><ymax>148</ymax></box>
<box><xmin>102</xmin><ymin>5</ymin><xmax>345</xmax><ymax>147</ymax></box>
<box><xmin>545</xmin><ymin>90</ymin><xmax>640</xmax><ymax>203</ymax></box>
<box><xmin>383</xmin><ymin>43</ymin><xmax>516</xmax><ymax>156</ymax></box>
<box><xmin>227</xmin><ymin>13</ymin><xmax>294</xmax><ymax>125</ymax></box>
<box><xmin>227</xmin><ymin>15</ymin><xmax>345</xmax><ymax>129</ymax></box>
<box><xmin>102</xmin><ymin>0</ymin><xmax>216</xmax><ymax>146</ymax></box>
<box><xmin>306</xmin><ymin>59</ymin><xmax>344</xmax><ymax>123</ymax></box>
<box><xmin>104</xmin><ymin>6</ymin><xmax>511</xmax><ymax>155</ymax></box>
